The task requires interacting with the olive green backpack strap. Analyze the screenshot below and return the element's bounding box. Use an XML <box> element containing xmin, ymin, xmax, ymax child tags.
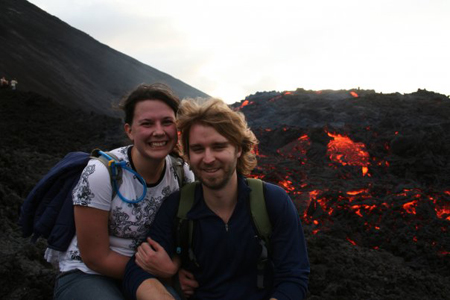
<box><xmin>177</xmin><ymin>182</ymin><xmax>196</xmax><ymax>219</ymax></box>
<box><xmin>173</xmin><ymin>182</ymin><xmax>198</xmax><ymax>300</ymax></box>
<box><xmin>169</xmin><ymin>155</ymin><xmax>185</xmax><ymax>188</ymax></box>
<box><xmin>247</xmin><ymin>178</ymin><xmax>272</xmax><ymax>289</ymax></box>
<box><xmin>247</xmin><ymin>178</ymin><xmax>272</xmax><ymax>246</ymax></box>
<box><xmin>175</xmin><ymin>182</ymin><xmax>199</xmax><ymax>268</ymax></box>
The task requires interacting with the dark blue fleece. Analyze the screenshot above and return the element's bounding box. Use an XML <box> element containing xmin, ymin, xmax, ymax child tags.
<box><xmin>124</xmin><ymin>175</ymin><xmax>310</xmax><ymax>300</ymax></box>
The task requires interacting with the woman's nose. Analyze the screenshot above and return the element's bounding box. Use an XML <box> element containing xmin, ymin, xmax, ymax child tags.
<box><xmin>153</xmin><ymin>123</ymin><xmax>165</xmax><ymax>136</ymax></box>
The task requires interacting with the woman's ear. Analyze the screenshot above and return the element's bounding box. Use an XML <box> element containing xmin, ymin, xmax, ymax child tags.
<box><xmin>124</xmin><ymin>123</ymin><xmax>133</xmax><ymax>141</ymax></box>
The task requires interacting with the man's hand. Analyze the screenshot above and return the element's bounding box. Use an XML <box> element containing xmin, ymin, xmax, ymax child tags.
<box><xmin>136</xmin><ymin>237</ymin><xmax>179</xmax><ymax>278</ymax></box>
<box><xmin>178</xmin><ymin>268</ymin><xmax>199</xmax><ymax>298</ymax></box>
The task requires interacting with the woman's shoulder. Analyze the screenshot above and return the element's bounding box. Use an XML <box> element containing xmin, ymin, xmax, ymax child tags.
<box><xmin>108</xmin><ymin>145</ymin><xmax>132</xmax><ymax>161</ymax></box>
<box><xmin>85</xmin><ymin>146</ymin><xmax>131</xmax><ymax>178</ymax></box>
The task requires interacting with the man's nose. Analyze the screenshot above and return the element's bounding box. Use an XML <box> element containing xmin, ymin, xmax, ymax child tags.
<box><xmin>202</xmin><ymin>148</ymin><xmax>215</xmax><ymax>164</ymax></box>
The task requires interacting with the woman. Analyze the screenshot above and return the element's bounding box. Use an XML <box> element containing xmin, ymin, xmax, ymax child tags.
<box><xmin>45</xmin><ymin>83</ymin><xmax>195</xmax><ymax>300</ymax></box>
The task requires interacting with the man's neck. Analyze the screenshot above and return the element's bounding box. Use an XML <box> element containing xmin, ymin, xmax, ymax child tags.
<box><xmin>203</xmin><ymin>172</ymin><xmax>239</xmax><ymax>223</ymax></box>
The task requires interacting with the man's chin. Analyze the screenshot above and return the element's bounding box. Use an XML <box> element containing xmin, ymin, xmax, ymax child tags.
<box><xmin>199</xmin><ymin>176</ymin><xmax>228</xmax><ymax>190</ymax></box>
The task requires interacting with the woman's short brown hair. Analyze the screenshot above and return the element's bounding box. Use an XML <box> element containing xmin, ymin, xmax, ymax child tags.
<box><xmin>118</xmin><ymin>83</ymin><xmax>180</xmax><ymax>125</ymax></box>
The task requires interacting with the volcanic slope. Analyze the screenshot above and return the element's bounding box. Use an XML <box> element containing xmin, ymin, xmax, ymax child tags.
<box><xmin>0</xmin><ymin>0</ymin><xmax>209</xmax><ymax>117</ymax></box>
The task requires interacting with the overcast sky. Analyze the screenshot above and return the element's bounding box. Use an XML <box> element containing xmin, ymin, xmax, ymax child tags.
<box><xmin>28</xmin><ymin>0</ymin><xmax>450</xmax><ymax>103</ymax></box>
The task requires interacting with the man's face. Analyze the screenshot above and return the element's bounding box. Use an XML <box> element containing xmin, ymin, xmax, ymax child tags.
<box><xmin>125</xmin><ymin>99</ymin><xmax>178</xmax><ymax>162</ymax></box>
<box><xmin>188</xmin><ymin>123</ymin><xmax>241</xmax><ymax>190</ymax></box>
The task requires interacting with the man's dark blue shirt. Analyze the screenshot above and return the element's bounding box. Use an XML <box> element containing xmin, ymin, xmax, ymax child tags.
<box><xmin>124</xmin><ymin>175</ymin><xmax>310</xmax><ymax>300</ymax></box>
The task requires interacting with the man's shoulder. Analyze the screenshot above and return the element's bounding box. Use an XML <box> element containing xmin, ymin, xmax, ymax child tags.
<box><xmin>261</xmin><ymin>180</ymin><xmax>289</xmax><ymax>197</ymax></box>
<box><xmin>162</xmin><ymin>189</ymin><xmax>183</xmax><ymax>212</ymax></box>
<box><xmin>260</xmin><ymin>180</ymin><xmax>294</xmax><ymax>214</ymax></box>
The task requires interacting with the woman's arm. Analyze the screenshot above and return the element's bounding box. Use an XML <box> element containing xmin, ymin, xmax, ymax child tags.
<box><xmin>123</xmin><ymin>191</ymin><xmax>185</xmax><ymax>299</ymax></box>
<box><xmin>136</xmin><ymin>279</ymin><xmax>175</xmax><ymax>300</ymax></box>
<box><xmin>75</xmin><ymin>205</ymin><xmax>130</xmax><ymax>278</ymax></box>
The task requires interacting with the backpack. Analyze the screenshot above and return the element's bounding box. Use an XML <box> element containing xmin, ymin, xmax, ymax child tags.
<box><xmin>19</xmin><ymin>149</ymin><xmax>185</xmax><ymax>252</ymax></box>
<box><xmin>174</xmin><ymin>178</ymin><xmax>272</xmax><ymax>289</ymax></box>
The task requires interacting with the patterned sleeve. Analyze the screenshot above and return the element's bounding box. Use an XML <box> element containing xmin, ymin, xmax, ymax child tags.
<box><xmin>182</xmin><ymin>162</ymin><xmax>195</xmax><ymax>184</ymax></box>
<box><xmin>72</xmin><ymin>158</ymin><xmax>114</xmax><ymax>211</ymax></box>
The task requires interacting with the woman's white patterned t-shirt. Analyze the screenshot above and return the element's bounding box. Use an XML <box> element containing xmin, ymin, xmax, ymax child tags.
<box><xmin>44</xmin><ymin>146</ymin><xmax>194</xmax><ymax>274</ymax></box>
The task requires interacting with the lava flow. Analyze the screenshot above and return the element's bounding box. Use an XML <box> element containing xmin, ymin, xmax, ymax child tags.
<box><xmin>241</xmin><ymin>89</ymin><xmax>450</xmax><ymax>276</ymax></box>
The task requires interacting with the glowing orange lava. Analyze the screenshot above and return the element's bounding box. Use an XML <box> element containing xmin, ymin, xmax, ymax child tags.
<box><xmin>327</xmin><ymin>132</ymin><xmax>370</xmax><ymax>176</ymax></box>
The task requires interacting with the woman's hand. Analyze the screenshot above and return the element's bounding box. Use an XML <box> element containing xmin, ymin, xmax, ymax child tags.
<box><xmin>178</xmin><ymin>268</ymin><xmax>199</xmax><ymax>298</ymax></box>
<box><xmin>136</xmin><ymin>237</ymin><xmax>179</xmax><ymax>278</ymax></box>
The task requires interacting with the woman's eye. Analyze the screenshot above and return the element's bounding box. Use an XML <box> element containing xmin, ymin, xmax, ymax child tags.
<box><xmin>191</xmin><ymin>148</ymin><xmax>203</xmax><ymax>153</ymax></box>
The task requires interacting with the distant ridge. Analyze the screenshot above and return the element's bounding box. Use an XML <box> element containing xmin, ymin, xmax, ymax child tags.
<box><xmin>0</xmin><ymin>0</ymin><xmax>209</xmax><ymax>116</ymax></box>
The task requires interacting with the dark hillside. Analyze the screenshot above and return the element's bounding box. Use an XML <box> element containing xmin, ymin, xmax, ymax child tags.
<box><xmin>0</xmin><ymin>0</ymin><xmax>209</xmax><ymax>116</ymax></box>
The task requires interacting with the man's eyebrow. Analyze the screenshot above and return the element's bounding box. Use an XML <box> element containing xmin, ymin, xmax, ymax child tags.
<box><xmin>212</xmin><ymin>142</ymin><xmax>229</xmax><ymax>147</ymax></box>
<box><xmin>189</xmin><ymin>141</ymin><xmax>229</xmax><ymax>148</ymax></box>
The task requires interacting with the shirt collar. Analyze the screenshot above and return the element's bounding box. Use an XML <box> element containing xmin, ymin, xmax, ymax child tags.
<box><xmin>187</xmin><ymin>173</ymin><xmax>251</xmax><ymax>219</ymax></box>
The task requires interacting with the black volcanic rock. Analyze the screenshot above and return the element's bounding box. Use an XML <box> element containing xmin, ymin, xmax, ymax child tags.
<box><xmin>0</xmin><ymin>0</ymin><xmax>209</xmax><ymax>116</ymax></box>
<box><xmin>2</xmin><ymin>2</ymin><xmax>448</xmax><ymax>300</ymax></box>
<box><xmin>236</xmin><ymin>88</ymin><xmax>450</xmax><ymax>299</ymax></box>
<box><xmin>0</xmin><ymin>89</ymin><xmax>127</xmax><ymax>300</ymax></box>
<box><xmin>2</xmin><ymin>87</ymin><xmax>450</xmax><ymax>300</ymax></box>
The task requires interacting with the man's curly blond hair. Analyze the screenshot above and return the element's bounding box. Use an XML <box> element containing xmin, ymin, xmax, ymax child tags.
<box><xmin>177</xmin><ymin>98</ymin><xmax>258</xmax><ymax>175</ymax></box>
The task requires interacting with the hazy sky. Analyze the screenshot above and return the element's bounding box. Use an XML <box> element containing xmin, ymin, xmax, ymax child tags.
<box><xmin>28</xmin><ymin>0</ymin><xmax>450</xmax><ymax>103</ymax></box>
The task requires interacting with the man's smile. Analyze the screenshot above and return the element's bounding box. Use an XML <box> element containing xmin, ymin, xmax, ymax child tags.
<box><xmin>202</xmin><ymin>167</ymin><xmax>220</xmax><ymax>173</ymax></box>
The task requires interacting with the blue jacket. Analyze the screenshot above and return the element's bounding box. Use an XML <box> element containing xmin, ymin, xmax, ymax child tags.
<box><xmin>124</xmin><ymin>175</ymin><xmax>310</xmax><ymax>300</ymax></box>
<box><xmin>19</xmin><ymin>152</ymin><xmax>90</xmax><ymax>251</ymax></box>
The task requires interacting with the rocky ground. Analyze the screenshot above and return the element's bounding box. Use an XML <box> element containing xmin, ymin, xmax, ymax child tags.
<box><xmin>1</xmin><ymin>88</ymin><xmax>449</xmax><ymax>300</ymax></box>
<box><xmin>0</xmin><ymin>88</ymin><xmax>124</xmax><ymax>299</ymax></box>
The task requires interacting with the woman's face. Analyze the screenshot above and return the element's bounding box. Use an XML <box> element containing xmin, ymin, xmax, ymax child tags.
<box><xmin>125</xmin><ymin>99</ymin><xmax>177</xmax><ymax>162</ymax></box>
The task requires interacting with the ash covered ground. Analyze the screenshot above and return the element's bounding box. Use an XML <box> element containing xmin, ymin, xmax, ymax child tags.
<box><xmin>1</xmin><ymin>88</ymin><xmax>449</xmax><ymax>300</ymax></box>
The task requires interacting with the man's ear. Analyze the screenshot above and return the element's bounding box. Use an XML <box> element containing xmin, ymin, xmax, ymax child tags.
<box><xmin>124</xmin><ymin>123</ymin><xmax>133</xmax><ymax>141</ymax></box>
<box><xmin>236</xmin><ymin>146</ymin><xmax>242</xmax><ymax>158</ymax></box>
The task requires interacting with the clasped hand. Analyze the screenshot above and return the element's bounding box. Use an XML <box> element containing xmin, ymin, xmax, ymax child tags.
<box><xmin>135</xmin><ymin>237</ymin><xmax>178</xmax><ymax>278</ymax></box>
<box><xmin>135</xmin><ymin>237</ymin><xmax>199</xmax><ymax>298</ymax></box>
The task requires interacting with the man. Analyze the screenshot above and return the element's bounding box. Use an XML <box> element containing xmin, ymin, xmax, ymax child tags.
<box><xmin>123</xmin><ymin>98</ymin><xmax>310</xmax><ymax>300</ymax></box>
<box><xmin>0</xmin><ymin>76</ymin><xmax>8</xmax><ymax>88</ymax></box>
<box><xmin>10</xmin><ymin>78</ymin><xmax>18</xmax><ymax>90</ymax></box>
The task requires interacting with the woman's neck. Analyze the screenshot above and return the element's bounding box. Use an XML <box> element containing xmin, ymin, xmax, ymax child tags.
<box><xmin>130</xmin><ymin>148</ymin><xmax>166</xmax><ymax>185</ymax></box>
